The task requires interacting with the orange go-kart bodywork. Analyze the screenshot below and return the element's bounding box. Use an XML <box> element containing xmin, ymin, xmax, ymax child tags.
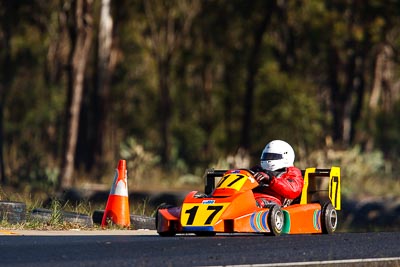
<box><xmin>156</xmin><ymin>167</ymin><xmax>341</xmax><ymax>236</ymax></box>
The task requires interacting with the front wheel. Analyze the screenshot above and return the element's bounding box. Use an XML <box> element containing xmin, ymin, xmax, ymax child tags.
<box><xmin>156</xmin><ymin>215</ymin><xmax>176</xmax><ymax>237</ymax></box>
<box><xmin>155</xmin><ymin>204</ymin><xmax>177</xmax><ymax>237</ymax></box>
<box><xmin>267</xmin><ymin>205</ymin><xmax>284</xmax><ymax>236</ymax></box>
<box><xmin>195</xmin><ymin>231</ymin><xmax>216</xmax><ymax>237</ymax></box>
<box><xmin>321</xmin><ymin>202</ymin><xmax>338</xmax><ymax>234</ymax></box>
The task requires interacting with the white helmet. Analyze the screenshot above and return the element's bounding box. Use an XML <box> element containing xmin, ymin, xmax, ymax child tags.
<box><xmin>260</xmin><ymin>140</ymin><xmax>295</xmax><ymax>171</ymax></box>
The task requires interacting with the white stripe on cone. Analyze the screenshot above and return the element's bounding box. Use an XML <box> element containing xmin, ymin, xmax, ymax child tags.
<box><xmin>109</xmin><ymin>169</ymin><xmax>128</xmax><ymax>197</ymax></box>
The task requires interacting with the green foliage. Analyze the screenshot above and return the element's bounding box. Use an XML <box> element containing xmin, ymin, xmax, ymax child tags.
<box><xmin>48</xmin><ymin>199</ymin><xmax>63</xmax><ymax>225</ymax></box>
<box><xmin>120</xmin><ymin>137</ymin><xmax>160</xmax><ymax>186</ymax></box>
<box><xmin>0</xmin><ymin>0</ymin><xmax>399</xmax><ymax>199</ymax></box>
<box><xmin>171</xmin><ymin>121</ymin><xmax>208</xmax><ymax>172</ymax></box>
<box><xmin>253</xmin><ymin>63</ymin><xmax>323</xmax><ymax>151</ymax></box>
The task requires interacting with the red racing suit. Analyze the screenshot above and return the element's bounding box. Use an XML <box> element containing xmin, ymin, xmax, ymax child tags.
<box><xmin>253</xmin><ymin>166</ymin><xmax>304</xmax><ymax>207</ymax></box>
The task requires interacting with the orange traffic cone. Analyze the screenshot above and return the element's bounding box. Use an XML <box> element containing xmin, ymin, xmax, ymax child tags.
<box><xmin>101</xmin><ymin>159</ymin><xmax>131</xmax><ymax>228</ymax></box>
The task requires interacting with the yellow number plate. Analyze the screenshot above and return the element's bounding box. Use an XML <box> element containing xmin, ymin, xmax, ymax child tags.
<box><xmin>181</xmin><ymin>203</ymin><xmax>229</xmax><ymax>226</ymax></box>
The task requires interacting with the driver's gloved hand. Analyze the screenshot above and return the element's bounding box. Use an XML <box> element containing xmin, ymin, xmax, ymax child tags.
<box><xmin>254</xmin><ymin>172</ymin><xmax>271</xmax><ymax>184</ymax></box>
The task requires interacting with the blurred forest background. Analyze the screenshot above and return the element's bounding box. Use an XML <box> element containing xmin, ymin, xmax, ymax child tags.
<box><xmin>0</xmin><ymin>0</ymin><xmax>399</xmax><ymax>199</ymax></box>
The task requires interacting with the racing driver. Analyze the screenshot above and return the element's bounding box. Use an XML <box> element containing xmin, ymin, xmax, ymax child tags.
<box><xmin>251</xmin><ymin>140</ymin><xmax>304</xmax><ymax>207</ymax></box>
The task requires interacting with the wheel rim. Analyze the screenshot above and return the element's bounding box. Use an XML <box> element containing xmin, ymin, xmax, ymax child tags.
<box><xmin>329</xmin><ymin>209</ymin><xmax>338</xmax><ymax>230</ymax></box>
<box><xmin>275</xmin><ymin>210</ymin><xmax>284</xmax><ymax>230</ymax></box>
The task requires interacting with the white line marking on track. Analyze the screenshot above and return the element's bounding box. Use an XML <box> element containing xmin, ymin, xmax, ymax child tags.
<box><xmin>203</xmin><ymin>257</ymin><xmax>400</xmax><ymax>267</ymax></box>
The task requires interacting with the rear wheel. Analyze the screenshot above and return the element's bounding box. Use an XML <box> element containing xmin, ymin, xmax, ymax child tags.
<box><xmin>267</xmin><ymin>205</ymin><xmax>284</xmax><ymax>236</ymax></box>
<box><xmin>321</xmin><ymin>202</ymin><xmax>337</xmax><ymax>234</ymax></box>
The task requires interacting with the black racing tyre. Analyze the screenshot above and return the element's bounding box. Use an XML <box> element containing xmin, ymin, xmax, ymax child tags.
<box><xmin>158</xmin><ymin>230</ymin><xmax>176</xmax><ymax>237</ymax></box>
<box><xmin>30</xmin><ymin>208</ymin><xmax>93</xmax><ymax>227</ymax></box>
<box><xmin>62</xmin><ymin>210</ymin><xmax>93</xmax><ymax>227</ymax></box>
<box><xmin>321</xmin><ymin>202</ymin><xmax>338</xmax><ymax>234</ymax></box>
<box><xmin>195</xmin><ymin>231</ymin><xmax>216</xmax><ymax>236</ymax></box>
<box><xmin>92</xmin><ymin>210</ymin><xmax>104</xmax><ymax>225</ymax></box>
<box><xmin>156</xmin><ymin>204</ymin><xmax>176</xmax><ymax>237</ymax></box>
<box><xmin>267</xmin><ymin>205</ymin><xmax>284</xmax><ymax>236</ymax></box>
<box><xmin>0</xmin><ymin>201</ymin><xmax>26</xmax><ymax>224</ymax></box>
<box><xmin>157</xmin><ymin>217</ymin><xmax>176</xmax><ymax>237</ymax></box>
<box><xmin>130</xmin><ymin>214</ymin><xmax>156</xmax><ymax>230</ymax></box>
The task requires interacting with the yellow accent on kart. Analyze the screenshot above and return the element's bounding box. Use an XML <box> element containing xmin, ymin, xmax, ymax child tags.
<box><xmin>300</xmin><ymin>167</ymin><xmax>341</xmax><ymax>210</ymax></box>
<box><xmin>216</xmin><ymin>173</ymin><xmax>248</xmax><ymax>191</ymax></box>
<box><xmin>181</xmin><ymin>203</ymin><xmax>230</xmax><ymax>227</ymax></box>
<box><xmin>300</xmin><ymin>167</ymin><xmax>316</xmax><ymax>205</ymax></box>
<box><xmin>329</xmin><ymin>166</ymin><xmax>341</xmax><ymax>210</ymax></box>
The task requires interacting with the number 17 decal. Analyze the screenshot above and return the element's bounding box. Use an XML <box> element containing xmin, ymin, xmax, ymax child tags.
<box><xmin>216</xmin><ymin>174</ymin><xmax>247</xmax><ymax>191</ymax></box>
<box><xmin>181</xmin><ymin>203</ymin><xmax>228</xmax><ymax>226</ymax></box>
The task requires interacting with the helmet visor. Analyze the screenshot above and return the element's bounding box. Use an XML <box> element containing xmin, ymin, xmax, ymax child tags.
<box><xmin>261</xmin><ymin>152</ymin><xmax>283</xmax><ymax>161</ymax></box>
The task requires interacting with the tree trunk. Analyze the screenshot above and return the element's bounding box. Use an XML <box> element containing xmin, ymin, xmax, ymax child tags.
<box><xmin>328</xmin><ymin>2</ymin><xmax>370</xmax><ymax>147</ymax></box>
<box><xmin>240</xmin><ymin>1</ymin><xmax>276</xmax><ymax>150</ymax></box>
<box><xmin>0</xmin><ymin>101</ymin><xmax>5</xmax><ymax>185</ymax></box>
<box><xmin>329</xmin><ymin>43</ymin><xmax>360</xmax><ymax>146</ymax></box>
<box><xmin>0</xmin><ymin>0</ymin><xmax>13</xmax><ymax>185</ymax></box>
<box><xmin>158</xmin><ymin>57</ymin><xmax>172</xmax><ymax>165</ymax></box>
<box><xmin>369</xmin><ymin>44</ymin><xmax>394</xmax><ymax>112</ymax></box>
<box><xmin>93</xmin><ymin>0</ymin><xmax>115</xmax><ymax>172</ymax></box>
<box><xmin>327</xmin><ymin>45</ymin><xmax>344</xmax><ymax>144</ymax></box>
<box><xmin>342</xmin><ymin>39</ymin><xmax>357</xmax><ymax>145</ymax></box>
<box><xmin>143</xmin><ymin>0</ymin><xmax>198</xmax><ymax>166</ymax></box>
<box><xmin>366</xmin><ymin>44</ymin><xmax>394</xmax><ymax>150</ymax></box>
<box><xmin>275</xmin><ymin>0</ymin><xmax>296</xmax><ymax>73</ymax></box>
<box><xmin>59</xmin><ymin>0</ymin><xmax>93</xmax><ymax>190</ymax></box>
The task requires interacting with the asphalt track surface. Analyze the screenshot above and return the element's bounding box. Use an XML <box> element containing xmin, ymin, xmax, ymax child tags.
<box><xmin>0</xmin><ymin>230</ymin><xmax>399</xmax><ymax>267</ymax></box>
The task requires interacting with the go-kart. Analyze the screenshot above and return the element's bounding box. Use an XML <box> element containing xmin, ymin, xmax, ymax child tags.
<box><xmin>156</xmin><ymin>167</ymin><xmax>341</xmax><ymax>236</ymax></box>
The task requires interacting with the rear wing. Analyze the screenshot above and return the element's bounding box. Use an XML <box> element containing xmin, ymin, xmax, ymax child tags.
<box><xmin>300</xmin><ymin>167</ymin><xmax>341</xmax><ymax>210</ymax></box>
